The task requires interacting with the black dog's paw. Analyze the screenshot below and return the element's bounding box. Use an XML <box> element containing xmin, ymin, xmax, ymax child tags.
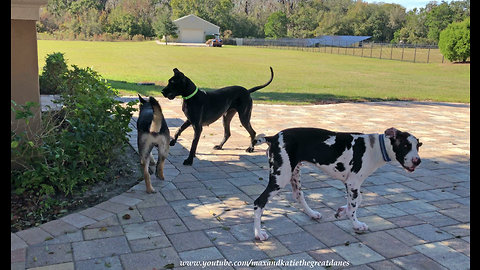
<box><xmin>245</xmin><ymin>147</ymin><xmax>254</xmax><ymax>153</ymax></box>
<box><xmin>183</xmin><ymin>158</ymin><xmax>193</xmax><ymax>166</ymax></box>
<box><xmin>169</xmin><ymin>139</ymin><xmax>176</xmax><ymax>146</ymax></box>
<box><xmin>213</xmin><ymin>145</ymin><xmax>223</xmax><ymax>150</ymax></box>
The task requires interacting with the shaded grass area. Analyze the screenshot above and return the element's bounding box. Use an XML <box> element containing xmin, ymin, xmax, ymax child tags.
<box><xmin>109</xmin><ymin>79</ymin><xmax>419</xmax><ymax>105</ymax></box>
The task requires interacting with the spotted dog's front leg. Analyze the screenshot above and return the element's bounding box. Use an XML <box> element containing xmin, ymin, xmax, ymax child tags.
<box><xmin>344</xmin><ymin>180</ymin><xmax>368</xmax><ymax>233</ymax></box>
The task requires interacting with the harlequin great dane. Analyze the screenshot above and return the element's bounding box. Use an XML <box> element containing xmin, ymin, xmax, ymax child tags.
<box><xmin>252</xmin><ymin>127</ymin><xmax>422</xmax><ymax>241</ymax></box>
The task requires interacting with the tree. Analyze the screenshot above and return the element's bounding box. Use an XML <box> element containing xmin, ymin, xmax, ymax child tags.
<box><xmin>392</xmin><ymin>8</ymin><xmax>430</xmax><ymax>44</ymax></box>
<box><xmin>288</xmin><ymin>0</ymin><xmax>324</xmax><ymax>38</ymax></box>
<box><xmin>154</xmin><ymin>16</ymin><xmax>178</xmax><ymax>44</ymax></box>
<box><xmin>438</xmin><ymin>17</ymin><xmax>470</xmax><ymax>62</ymax></box>
<box><xmin>264</xmin><ymin>11</ymin><xmax>288</xmax><ymax>38</ymax></box>
<box><xmin>425</xmin><ymin>2</ymin><xmax>454</xmax><ymax>43</ymax></box>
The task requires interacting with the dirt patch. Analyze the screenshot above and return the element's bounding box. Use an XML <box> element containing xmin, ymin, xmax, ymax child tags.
<box><xmin>11</xmin><ymin>144</ymin><xmax>143</xmax><ymax>233</ymax></box>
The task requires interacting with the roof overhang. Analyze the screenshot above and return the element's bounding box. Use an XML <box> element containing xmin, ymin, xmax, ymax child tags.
<box><xmin>11</xmin><ymin>0</ymin><xmax>48</xmax><ymax>20</ymax></box>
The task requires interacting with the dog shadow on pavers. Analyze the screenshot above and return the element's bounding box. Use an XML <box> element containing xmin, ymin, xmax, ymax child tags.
<box><xmin>127</xmin><ymin>116</ymin><xmax>328</xmax><ymax>236</ymax></box>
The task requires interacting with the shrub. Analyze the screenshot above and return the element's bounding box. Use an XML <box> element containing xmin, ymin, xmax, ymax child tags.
<box><xmin>39</xmin><ymin>52</ymin><xmax>69</xmax><ymax>94</ymax></box>
<box><xmin>438</xmin><ymin>18</ymin><xmax>470</xmax><ymax>62</ymax></box>
<box><xmin>11</xmin><ymin>62</ymin><xmax>137</xmax><ymax>197</ymax></box>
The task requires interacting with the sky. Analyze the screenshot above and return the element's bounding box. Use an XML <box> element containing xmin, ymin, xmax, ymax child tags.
<box><xmin>361</xmin><ymin>0</ymin><xmax>434</xmax><ymax>10</ymax></box>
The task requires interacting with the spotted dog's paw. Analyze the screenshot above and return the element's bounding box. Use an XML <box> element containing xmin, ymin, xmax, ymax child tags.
<box><xmin>307</xmin><ymin>210</ymin><xmax>322</xmax><ymax>220</ymax></box>
<box><xmin>353</xmin><ymin>221</ymin><xmax>369</xmax><ymax>233</ymax></box>
<box><xmin>335</xmin><ymin>205</ymin><xmax>347</xmax><ymax>219</ymax></box>
<box><xmin>255</xmin><ymin>229</ymin><xmax>269</xmax><ymax>241</ymax></box>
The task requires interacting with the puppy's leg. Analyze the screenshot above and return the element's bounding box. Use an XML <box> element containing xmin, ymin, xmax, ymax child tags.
<box><xmin>214</xmin><ymin>109</ymin><xmax>236</xmax><ymax>150</ymax></box>
<box><xmin>290</xmin><ymin>164</ymin><xmax>322</xmax><ymax>219</ymax></box>
<box><xmin>149</xmin><ymin>153</ymin><xmax>156</xmax><ymax>165</ymax></box>
<box><xmin>155</xmin><ymin>156</ymin><xmax>166</xmax><ymax>180</ymax></box>
<box><xmin>170</xmin><ymin>120</ymin><xmax>191</xmax><ymax>146</ymax></box>
<box><xmin>238</xmin><ymin>104</ymin><xmax>256</xmax><ymax>152</ymax></box>
<box><xmin>141</xmin><ymin>154</ymin><xmax>156</xmax><ymax>193</ymax></box>
<box><xmin>138</xmin><ymin>136</ymin><xmax>155</xmax><ymax>193</ymax></box>
<box><xmin>344</xmin><ymin>179</ymin><xmax>368</xmax><ymax>232</ymax></box>
<box><xmin>183</xmin><ymin>124</ymin><xmax>202</xmax><ymax>165</ymax></box>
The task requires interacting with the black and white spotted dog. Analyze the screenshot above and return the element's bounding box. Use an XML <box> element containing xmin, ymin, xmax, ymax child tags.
<box><xmin>252</xmin><ymin>127</ymin><xmax>422</xmax><ymax>240</ymax></box>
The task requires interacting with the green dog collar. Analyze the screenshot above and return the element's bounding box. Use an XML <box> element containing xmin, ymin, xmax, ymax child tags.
<box><xmin>183</xmin><ymin>87</ymin><xmax>198</xmax><ymax>100</ymax></box>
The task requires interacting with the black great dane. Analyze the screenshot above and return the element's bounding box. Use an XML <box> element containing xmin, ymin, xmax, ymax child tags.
<box><xmin>162</xmin><ymin>67</ymin><xmax>274</xmax><ymax>165</ymax></box>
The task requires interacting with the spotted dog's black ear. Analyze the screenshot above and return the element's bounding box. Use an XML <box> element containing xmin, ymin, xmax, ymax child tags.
<box><xmin>384</xmin><ymin>127</ymin><xmax>399</xmax><ymax>139</ymax></box>
<box><xmin>138</xmin><ymin>94</ymin><xmax>147</xmax><ymax>104</ymax></box>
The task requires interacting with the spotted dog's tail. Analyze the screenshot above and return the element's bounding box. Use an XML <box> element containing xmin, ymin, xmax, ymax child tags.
<box><xmin>253</xmin><ymin>133</ymin><xmax>274</xmax><ymax>146</ymax></box>
<box><xmin>247</xmin><ymin>67</ymin><xmax>274</xmax><ymax>93</ymax></box>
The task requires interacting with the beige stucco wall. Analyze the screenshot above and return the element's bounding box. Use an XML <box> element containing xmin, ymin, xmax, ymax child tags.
<box><xmin>11</xmin><ymin>0</ymin><xmax>47</xmax><ymax>135</ymax></box>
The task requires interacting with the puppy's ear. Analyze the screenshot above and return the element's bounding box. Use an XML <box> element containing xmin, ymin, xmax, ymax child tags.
<box><xmin>149</xmin><ymin>96</ymin><xmax>159</xmax><ymax>106</ymax></box>
<box><xmin>138</xmin><ymin>94</ymin><xmax>147</xmax><ymax>104</ymax></box>
<box><xmin>384</xmin><ymin>127</ymin><xmax>399</xmax><ymax>139</ymax></box>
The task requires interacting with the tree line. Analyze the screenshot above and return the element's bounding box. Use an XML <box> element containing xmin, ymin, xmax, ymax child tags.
<box><xmin>37</xmin><ymin>0</ymin><xmax>469</xmax><ymax>44</ymax></box>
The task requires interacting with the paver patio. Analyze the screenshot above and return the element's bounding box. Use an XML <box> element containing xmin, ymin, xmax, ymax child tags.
<box><xmin>13</xmin><ymin>98</ymin><xmax>469</xmax><ymax>269</ymax></box>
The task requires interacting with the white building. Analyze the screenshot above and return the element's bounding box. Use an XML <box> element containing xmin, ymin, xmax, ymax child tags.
<box><xmin>173</xmin><ymin>14</ymin><xmax>220</xmax><ymax>43</ymax></box>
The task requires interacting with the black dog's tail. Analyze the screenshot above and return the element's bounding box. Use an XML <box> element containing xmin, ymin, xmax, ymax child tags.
<box><xmin>148</xmin><ymin>96</ymin><xmax>164</xmax><ymax>133</ymax></box>
<box><xmin>248</xmin><ymin>67</ymin><xmax>274</xmax><ymax>93</ymax></box>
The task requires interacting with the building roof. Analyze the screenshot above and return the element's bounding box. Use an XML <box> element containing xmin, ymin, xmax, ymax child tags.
<box><xmin>173</xmin><ymin>14</ymin><xmax>220</xmax><ymax>32</ymax></box>
<box><xmin>311</xmin><ymin>35</ymin><xmax>371</xmax><ymax>47</ymax></box>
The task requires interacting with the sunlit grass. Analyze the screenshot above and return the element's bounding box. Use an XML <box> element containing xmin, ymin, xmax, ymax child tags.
<box><xmin>38</xmin><ymin>40</ymin><xmax>470</xmax><ymax>104</ymax></box>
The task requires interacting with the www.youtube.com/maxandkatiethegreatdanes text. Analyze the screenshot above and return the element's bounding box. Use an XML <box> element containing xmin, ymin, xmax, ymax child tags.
<box><xmin>180</xmin><ymin>259</ymin><xmax>351</xmax><ymax>268</ymax></box>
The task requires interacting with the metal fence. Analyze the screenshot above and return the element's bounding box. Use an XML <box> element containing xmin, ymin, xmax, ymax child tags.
<box><xmin>226</xmin><ymin>38</ymin><xmax>445</xmax><ymax>64</ymax></box>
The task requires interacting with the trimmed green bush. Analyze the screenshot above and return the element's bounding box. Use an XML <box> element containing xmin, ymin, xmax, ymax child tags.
<box><xmin>438</xmin><ymin>18</ymin><xmax>470</xmax><ymax>62</ymax></box>
<box><xmin>39</xmin><ymin>52</ymin><xmax>69</xmax><ymax>94</ymax></box>
<box><xmin>12</xmin><ymin>60</ymin><xmax>137</xmax><ymax>197</ymax></box>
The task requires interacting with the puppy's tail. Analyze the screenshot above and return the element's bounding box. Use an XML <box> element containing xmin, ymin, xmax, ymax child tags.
<box><xmin>149</xmin><ymin>96</ymin><xmax>164</xmax><ymax>133</ymax></box>
<box><xmin>248</xmin><ymin>67</ymin><xmax>274</xmax><ymax>93</ymax></box>
<box><xmin>253</xmin><ymin>133</ymin><xmax>272</xmax><ymax>146</ymax></box>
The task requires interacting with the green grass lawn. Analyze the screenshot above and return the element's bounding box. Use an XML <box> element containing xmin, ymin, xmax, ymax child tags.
<box><xmin>37</xmin><ymin>40</ymin><xmax>470</xmax><ymax>104</ymax></box>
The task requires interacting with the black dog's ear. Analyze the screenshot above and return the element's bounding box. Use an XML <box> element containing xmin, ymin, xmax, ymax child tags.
<box><xmin>138</xmin><ymin>94</ymin><xmax>147</xmax><ymax>104</ymax></box>
<box><xmin>173</xmin><ymin>68</ymin><xmax>184</xmax><ymax>77</ymax></box>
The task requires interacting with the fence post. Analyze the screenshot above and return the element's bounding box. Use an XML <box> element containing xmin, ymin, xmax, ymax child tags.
<box><xmin>401</xmin><ymin>43</ymin><xmax>405</xmax><ymax>61</ymax></box>
<box><xmin>390</xmin><ymin>44</ymin><xmax>393</xmax><ymax>60</ymax></box>
<box><xmin>379</xmin><ymin>43</ymin><xmax>383</xmax><ymax>59</ymax></box>
<box><xmin>413</xmin><ymin>44</ymin><xmax>417</xmax><ymax>63</ymax></box>
<box><xmin>370</xmin><ymin>42</ymin><xmax>373</xmax><ymax>58</ymax></box>
<box><xmin>427</xmin><ymin>46</ymin><xmax>431</xmax><ymax>63</ymax></box>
